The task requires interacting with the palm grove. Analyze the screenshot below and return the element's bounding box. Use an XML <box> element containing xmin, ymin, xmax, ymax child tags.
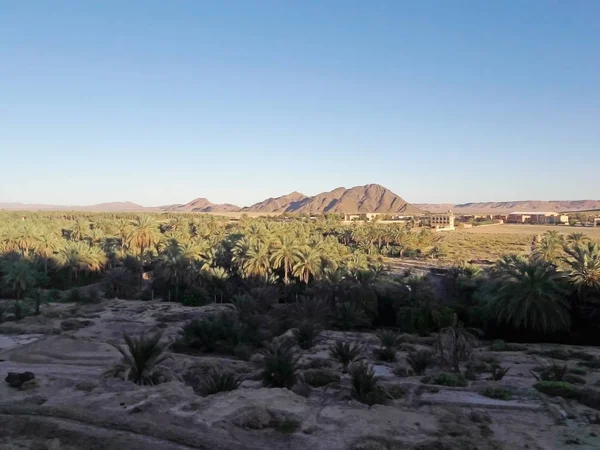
<box><xmin>1</xmin><ymin>212</ymin><xmax>599</xmax><ymax>344</ymax></box>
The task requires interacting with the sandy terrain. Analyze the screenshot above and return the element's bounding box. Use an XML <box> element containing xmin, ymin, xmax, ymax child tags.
<box><xmin>1</xmin><ymin>300</ymin><xmax>600</xmax><ymax>449</ymax></box>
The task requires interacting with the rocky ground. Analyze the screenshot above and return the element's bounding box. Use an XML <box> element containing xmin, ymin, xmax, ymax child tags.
<box><xmin>1</xmin><ymin>299</ymin><xmax>600</xmax><ymax>450</ymax></box>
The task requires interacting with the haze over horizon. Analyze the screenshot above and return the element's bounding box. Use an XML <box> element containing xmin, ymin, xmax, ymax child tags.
<box><xmin>2</xmin><ymin>1</ymin><xmax>599</xmax><ymax>206</ymax></box>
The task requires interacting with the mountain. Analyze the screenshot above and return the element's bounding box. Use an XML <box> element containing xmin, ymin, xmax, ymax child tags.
<box><xmin>242</xmin><ymin>191</ymin><xmax>308</xmax><ymax>213</ymax></box>
<box><xmin>244</xmin><ymin>184</ymin><xmax>423</xmax><ymax>215</ymax></box>
<box><xmin>415</xmin><ymin>200</ymin><xmax>600</xmax><ymax>214</ymax></box>
<box><xmin>163</xmin><ymin>198</ymin><xmax>240</xmax><ymax>213</ymax></box>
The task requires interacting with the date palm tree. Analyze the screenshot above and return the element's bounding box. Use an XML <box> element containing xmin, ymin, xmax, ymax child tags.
<box><xmin>127</xmin><ymin>216</ymin><xmax>160</xmax><ymax>257</ymax></box>
<box><xmin>533</xmin><ymin>231</ymin><xmax>563</xmax><ymax>264</ymax></box>
<box><xmin>35</xmin><ymin>230</ymin><xmax>61</xmax><ymax>275</ymax></box>
<box><xmin>270</xmin><ymin>234</ymin><xmax>299</xmax><ymax>283</ymax></box>
<box><xmin>71</xmin><ymin>219</ymin><xmax>89</xmax><ymax>242</ymax></box>
<box><xmin>244</xmin><ymin>241</ymin><xmax>272</xmax><ymax>280</ymax></box>
<box><xmin>563</xmin><ymin>241</ymin><xmax>600</xmax><ymax>302</ymax></box>
<box><xmin>156</xmin><ymin>244</ymin><xmax>190</xmax><ymax>302</ymax></box>
<box><xmin>293</xmin><ymin>246</ymin><xmax>322</xmax><ymax>284</ymax></box>
<box><xmin>566</xmin><ymin>232</ymin><xmax>590</xmax><ymax>248</ymax></box>
<box><xmin>1</xmin><ymin>259</ymin><xmax>37</xmax><ymax>299</ymax></box>
<box><xmin>491</xmin><ymin>259</ymin><xmax>570</xmax><ymax>333</ymax></box>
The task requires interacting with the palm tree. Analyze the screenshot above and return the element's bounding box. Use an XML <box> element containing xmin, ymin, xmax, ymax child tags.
<box><xmin>533</xmin><ymin>231</ymin><xmax>563</xmax><ymax>264</ymax></box>
<box><xmin>156</xmin><ymin>245</ymin><xmax>190</xmax><ymax>302</ymax></box>
<box><xmin>1</xmin><ymin>259</ymin><xmax>37</xmax><ymax>299</ymax></box>
<box><xmin>491</xmin><ymin>259</ymin><xmax>570</xmax><ymax>333</ymax></box>
<box><xmin>566</xmin><ymin>232</ymin><xmax>590</xmax><ymax>248</ymax></box>
<box><xmin>71</xmin><ymin>219</ymin><xmax>89</xmax><ymax>242</ymax></box>
<box><xmin>60</xmin><ymin>241</ymin><xmax>90</xmax><ymax>286</ymax></box>
<box><xmin>35</xmin><ymin>230</ymin><xmax>61</xmax><ymax>275</ymax></box>
<box><xmin>179</xmin><ymin>240</ymin><xmax>209</xmax><ymax>262</ymax></box>
<box><xmin>437</xmin><ymin>314</ymin><xmax>479</xmax><ymax>372</ymax></box>
<box><xmin>270</xmin><ymin>234</ymin><xmax>299</xmax><ymax>283</ymax></box>
<box><xmin>112</xmin><ymin>331</ymin><xmax>169</xmax><ymax>385</ymax></box>
<box><xmin>232</xmin><ymin>236</ymin><xmax>251</xmax><ymax>274</ymax></box>
<box><xmin>293</xmin><ymin>246</ymin><xmax>322</xmax><ymax>284</ymax></box>
<box><xmin>86</xmin><ymin>227</ymin><xmax>105</xmax><ymax>247</ymax></box>
<box><xmin>16</xmin><ymin>223</ymin><xmax>38</xmax><ymax>255</ymax></box>
<box><xmin>114</xmin><ymin>218</ymin><xmax>131</xmax><ymax>256</ymax></box>
<box><xmin>563</xmin><ymin>241</ymin><xmax>600</xmax><ymax>302</ymax></box>
<box><xmin>245</xmin><ymin>241</ymin><xmax>272</xmax><ymax>280</ymax></box>
<box><xmin>127</xmin><ymin>216</ymin><xmax>160</xmax><ymax>256</ymax></box>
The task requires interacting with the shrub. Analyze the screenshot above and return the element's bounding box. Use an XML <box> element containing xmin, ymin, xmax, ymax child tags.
<box><xmin>293</xmin><ymin>320</ymin><xmax>322</xmax><ymax>350</ymax></box>
<box><xmin>233</xmin><ymin>344</ymin><xmax>254</xmax><ymax>361</ymax></box>
<box><xmin>533</xmin><ymin>362</ymin><xmax>568</xmax><ymax>382</ymax></box>
<box><xmin>182</xmin><ymin>288</ymin><xmax>211</xmax><ymax>307</ymax></box>
<box><xmin>489</xmin><ymin>365</ymin><xmax>510</xmax><ymax>381</ymax></box>
<box><xmin>334</xmin><ymin>301</ymin><xmax>370</xmax><ymax>330</ymax></box>
<box><xmin>564</xmin><ymin>374</ymin><xmax>586</xmax><ymax>385</ymax></box>
<box><xmin>375</xmin><ymin>329</ymin><xmax>402</xmax><ymax>349</ymax></box>
<box><xmin>482</xmin><ymin>387</ymin><xmax>512</xmax><ymax>400</ymax></box>
<box><xmin>534</xmin><ymin>381</ymin><xmax>578</xmax><ymax>399</ymax></box>
<box><xmin>260</xmin><ymin>342</ymin><xmax>301</xmax><ymax>388</ymax></box>
<box><xmin>110</xmin><ymin>331</ymin><xmax>168</xmax><ymax>385</ymax></box>
<box><xmin>422</xmin><ymin>372</ymin><xmax>468</xmax><ymax>387</ymax></box>
<box><xmin>179</xmin><ymin>313</ymin><xmax>237</xmax><ymax>352</ymax></box>
<box><xmin>200</xmin><ymin>370</ymin><xmax>241</xmax><ymax>396</ymax></box>
<box><xmin>374</xmin><ymin>346</ymin><xmax>397</xmax><ymax>362</ymax></box>
<box><xmin>349</xmin><ymin>363</ymin><xmax>385</xmax><ymax>405</ymax></box>
<box><xmin>65</xmin><ymin>289</ymin><xmax>82</xmax><ymax>303</ymax></box>
<box><xmin>489</xmin><ymin>340</ymin><xmax>526</xmax><ymax>352</ymax></box>
<box><xmin>302</xmin><ymin>368</ymin><xmax>340</xmax><ymax>387</ymax></box>
<box><xmin>330</xmin><ymin>340</ymin><xmax>364</xmax><ymax>371</ymax></box>
<box><xmin>406</xmin><ymin>350</ymin><xmax>434</xmax><ymax>375</ymax></box>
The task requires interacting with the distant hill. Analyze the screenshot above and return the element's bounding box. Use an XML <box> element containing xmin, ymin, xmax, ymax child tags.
<box><xmin>416</xmin><ymin>200</ymin><xmax>600</xmax><ymax>214</ymax></box>
<box><xmin>5</xmin><ymin>188</ymin><xmax>597</xmax><ymax>215</ymax></box>
<box><xmin>245</xmin><ymin>184</ymin><xmax>423</xmax><ymax>215</ymax></box>
<box><xmin>163</xmin><ymin>198</ymin><xmax>240</xmax><ymax>213</ymax></box>
<box><xmin>242</xmin><ymin>191</ymin><xmax>308</xmax><ymax>213</ymax></box>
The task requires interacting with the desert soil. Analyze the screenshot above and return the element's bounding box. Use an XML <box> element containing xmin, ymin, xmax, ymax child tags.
<box><xmin>1</xmin><ymin>299</ymin><xmax>600</xmax><ymax>450</ymax></box>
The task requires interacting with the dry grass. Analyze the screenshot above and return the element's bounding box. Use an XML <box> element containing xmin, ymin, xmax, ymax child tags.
<box><xmin>462</xmin><ymin>224</ymin><xmax>600</xmax><ymax>237</ymax></box>
<box><xmin>438</xmin><ymin>225</ymin><xmax>600</xmax><ymax>262</ymax></box>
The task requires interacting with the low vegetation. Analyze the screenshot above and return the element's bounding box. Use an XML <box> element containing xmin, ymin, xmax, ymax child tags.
<box><xmin>259</xmin><ymin>342</ymin><xmax>301</xmax><ymax>389</ymax></box>
<box><xmin>482</xmin><ymin>387</ymin><xmax>512</xmax><ymax>400</ymax></box>
<box><xmin>110</xmin><ymin>331</ymin><xmax>169</xmax><ymax>385</ymax></box>
<box><xmin>330</xmin><ymin>340</ymin><xmax>364</xmax><ymax>371</ymax></box>
<box><xmin>201</xmin><ymin>371</ymin><xmax>241</xmax><ymax>396</ymax></box>
<box><xmin>349</xmin><ymin>362</ymin><xmax>385</xmax><ymax>405</ymax></box>
<box><xmin>422</xmin><ymin>372</ymin><xmax>469</xmax><ymax>387</ymax></box>
<box><xmin>406</xmin><ymin>350</ymin><xmax>434</xmax><ymax>375</ymax></box>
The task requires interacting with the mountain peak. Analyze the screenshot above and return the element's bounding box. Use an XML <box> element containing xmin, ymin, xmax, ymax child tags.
<box><xmin>244</xmin><ymin>184</ymin><xmax>422</xmax><ymax>215</ymax></box>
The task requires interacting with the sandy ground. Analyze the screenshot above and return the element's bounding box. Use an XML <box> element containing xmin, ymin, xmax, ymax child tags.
<box><xmin>461</xmin><ymin>224</ymin><xmax>600</xmax><ymax>237</ymax></box>
<box><xmin>1</xmin><ymin>300</ymin><xmax>600</xmax><ymax>449</ymax></box>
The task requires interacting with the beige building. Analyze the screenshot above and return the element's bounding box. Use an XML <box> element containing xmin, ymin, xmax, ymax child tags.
<box><xmin>421</xmin><ymin>211</ymin><xmax>455</xmax><ymax>231</ymax></box>
<box><xmin>507</xmin><ymin>212</ymin><xmax>567</xmax><ymax>225</ymax></box>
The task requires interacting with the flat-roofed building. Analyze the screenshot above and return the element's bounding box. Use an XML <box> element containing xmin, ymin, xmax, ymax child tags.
<box><xmin>507</xmin><ymin>212</ymin><xmax>562</xmax><ymax>224</ymax></box>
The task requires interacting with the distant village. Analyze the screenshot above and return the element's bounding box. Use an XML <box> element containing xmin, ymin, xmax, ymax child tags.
<box><xmin>343</xmin><ymin>210</ymin><xmax>600</xmax><ymax>231</ymax></box>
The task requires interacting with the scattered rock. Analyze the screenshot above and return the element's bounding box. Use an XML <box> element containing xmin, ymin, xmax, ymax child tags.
<box><xmin>5</xmin><ymin>371</ymin><xmax>35</xmax><ymax>388</ymax></box>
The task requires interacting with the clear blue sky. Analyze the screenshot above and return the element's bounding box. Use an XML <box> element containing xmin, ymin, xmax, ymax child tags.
<box><xmin>1</xmin><ymin>1</ymin><xmax>599</xmax><ymax>207</ymax></box>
